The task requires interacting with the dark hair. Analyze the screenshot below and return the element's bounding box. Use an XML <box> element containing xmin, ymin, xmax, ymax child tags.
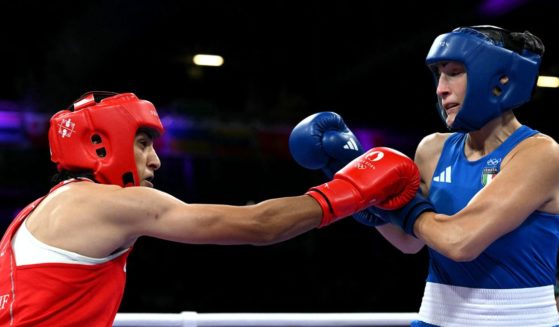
<box><xmin>469</xmin><ymin>25</ymin><xmax>545</xmax><ymax>56</ymax></box>
<box><xmin>137</xmin><ymin>127</ymin><xmax>161</xmax><ymax>139</ymax></box>
<box><xmin>51</xmin><ymin>170</ymin><xmax>97</xmax><ymax>186</ymax></box>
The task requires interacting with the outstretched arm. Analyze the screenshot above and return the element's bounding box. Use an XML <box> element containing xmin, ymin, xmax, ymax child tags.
<box><xmin>85</xmin><ymin>145</ymin><xmax>419</xmax><ymax>253</ymax></box>
<box><xmin>97</xmin><ymin>186</ymin><xmax>323</xmax><ymax>247</ymax></box>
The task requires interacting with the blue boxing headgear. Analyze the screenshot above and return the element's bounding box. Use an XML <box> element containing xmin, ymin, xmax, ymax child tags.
<box><xmin>425</xmin><ymin>25</ymin><xmax>544</xmax><ymax>132</ymax></box>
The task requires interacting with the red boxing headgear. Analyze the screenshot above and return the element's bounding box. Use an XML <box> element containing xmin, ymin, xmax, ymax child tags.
<box><xmin>48</xmin><ymin>91</ymin><xmax>165</xmax><ymax>187</ymax></box>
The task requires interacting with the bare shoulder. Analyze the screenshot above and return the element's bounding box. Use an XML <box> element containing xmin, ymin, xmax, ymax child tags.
<box><xmin>415</xmin><ymin>132</ymin><xmax>452</xmax><ymax>165</ymax></box>
<box><xmin>24</xmin><ymin>181</ymin><xmax>185</xmax><ymax>257</ymax></box>
<box><xmin>530</xmin><ymin>132</ymin><xmax>559</xmax><ymax>151</ymax></box>
<box><xmin>416</xmin><ymin>132</ymin><xmax>452</xmax><ymax>160</ymax></box>
<box><xmin>505</xmin><ymin>132</ymin><xmax>559</xmax><ymax>166</ymax></box>
<box><xmin>415</xmin><ymin>132</ymin><xmax>451</xmax><ymax>192</ymax></box>
<box><xmin>50</xmin><ymin>182</ymin><xmax>183</xmax><ymax>224</ymax></box>
<box><xmin>503</xmin><ymin>132</ymin><xmax>559</xmax><ymax>213</ymax></box>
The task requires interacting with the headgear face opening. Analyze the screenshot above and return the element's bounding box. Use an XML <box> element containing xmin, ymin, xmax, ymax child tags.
<box><xmin>425</xmin><ymin>25</ymin><xmax>543</xmax><ymax>132</ymax></box>
<box><xmin>48</xmin><ymin>92</ymin><xmax>165</xmax><ymax>187</ymax></box>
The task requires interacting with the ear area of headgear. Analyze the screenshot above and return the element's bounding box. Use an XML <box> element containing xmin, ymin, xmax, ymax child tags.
<box><xmin>471</xmin><ymin>26</ymin><xmax>543</xmax><ymax>112</ymax></box>
<box><xmin>48</xmin><ymin>91</ymin><xmax>165</xmax><ymax>187</ymax></box>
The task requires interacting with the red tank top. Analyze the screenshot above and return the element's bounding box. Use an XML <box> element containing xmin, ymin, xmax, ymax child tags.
<box><xmin>0</xmin><ymin>179</ymin><xmax>131</xmax><ymax>326</ymax></box>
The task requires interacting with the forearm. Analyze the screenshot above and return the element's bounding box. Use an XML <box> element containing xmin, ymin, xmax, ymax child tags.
<box><xmin>247</xmin><ymin>195</ymin><xmax>322</xmax><ymax>245</ymax></box>
<box><xmin>134</xmin><ymin>191</ymin><xmax>322</xmax><ymax>246</ymax></box>
<box><xmin>414</xmin><ymin>212</ymin><xmax>480</xmax><ymax>261</ymax></box>
<box><xmin>376</xmin><ymin>224</ymin><xmax>425</xmax><ymax>254</ymax></box>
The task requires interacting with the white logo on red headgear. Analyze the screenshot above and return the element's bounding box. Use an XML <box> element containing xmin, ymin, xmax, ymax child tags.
<box><xmin>57</xmin><ymin>118</ymin><xmax>76</xmax><ymax>138</ymax></box>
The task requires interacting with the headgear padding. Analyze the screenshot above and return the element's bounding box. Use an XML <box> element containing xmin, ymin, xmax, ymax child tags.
<box><xmin>49</xmin><ymin>92</ymin><xmax>165</xmax><ymax>187</ymax></box>
<box><xmin>425</xmin><ymin>25</ymin><xmax>543</xmax><ymax>132</ymax></box>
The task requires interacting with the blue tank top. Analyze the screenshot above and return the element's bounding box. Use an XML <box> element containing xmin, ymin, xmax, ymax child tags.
<box><xmin>427</xmin><ymin>125</ymin><xmax>559</xmax><ymax>288</ymax></box>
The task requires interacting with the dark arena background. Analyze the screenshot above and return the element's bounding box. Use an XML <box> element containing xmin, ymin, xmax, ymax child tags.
<box><xmin>1</xmin><ymin>0</ymin><xmax>558</xmax><ymax>316</ymax></box>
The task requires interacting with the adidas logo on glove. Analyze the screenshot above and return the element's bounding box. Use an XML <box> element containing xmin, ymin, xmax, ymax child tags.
<box><xmin>343</xmin><ymin>138</ymin><xmax>360</xmax><ymax>151</ymax></box>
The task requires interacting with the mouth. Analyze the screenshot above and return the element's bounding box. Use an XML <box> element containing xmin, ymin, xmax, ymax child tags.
<box><xmin>444</xmin><ymin>102</ymin><xmax>460</xmax><ymax>113</ymax></box>
<box><xmin>144</xmin><ymin>176</ymin><xmax>154</xmax><ymax>188</ymax></box>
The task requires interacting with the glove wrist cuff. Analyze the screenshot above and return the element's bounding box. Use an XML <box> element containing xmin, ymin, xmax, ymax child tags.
<box><xmin>392</xmin><ymin>198</ymin><xmax>435</xmax><ymax>237</ymax></box>
<box><xmin>307</xmin><ymin>179</ymin><xmax>363</xmax><ymax>227</ymax></box>
<box><xmin>306</xmin><ymin>190</ymin><xmax>334</xmax><ymax>227</ymax></box>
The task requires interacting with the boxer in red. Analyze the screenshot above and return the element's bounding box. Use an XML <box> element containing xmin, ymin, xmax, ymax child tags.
<box><xmin>0</xmin><ymin>91</ymin><xmax>419</xmax><ymax>326</ymax></box>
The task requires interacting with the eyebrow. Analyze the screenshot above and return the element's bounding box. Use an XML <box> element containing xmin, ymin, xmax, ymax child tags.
<box><xmin>136</xmin><ymin>129</ymin><xmax>155</xmax><ymax>140</ymax></box>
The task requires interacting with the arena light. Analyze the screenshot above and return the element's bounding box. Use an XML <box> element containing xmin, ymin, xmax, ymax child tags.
<box><xmin>537</xmin><ymin>75</ymin><xmax>559</xmax><ymax>88</ymax></box>
<box><xmin>479</xmin><ymin>0</ymin><xmax>529</xmax><ymax>16</ymax></box>
<box><xmin>193</xmin><ymin>54</ymin><xmax>224</xmax><ymax>67</ymax></box>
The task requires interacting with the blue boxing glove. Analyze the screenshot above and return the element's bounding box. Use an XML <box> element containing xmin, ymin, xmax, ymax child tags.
<box><xmin>290</xmin><ymin>112</ymin><xmax>387</xmax><ymax>227</ymax></box>
<box><xmin>289</xmin><ymin>111</ymin><xmax>364</xmax><ymax>179</ymax></box>
<box><xmin>369</xmin><ymin>191</ymin><xmax>435</xmax><ymax>236</ymax></box>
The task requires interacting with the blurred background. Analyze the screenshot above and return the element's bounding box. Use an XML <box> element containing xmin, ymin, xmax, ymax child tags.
<box><xmin>1</xmin><ymin>0</ymin><xmax>558</xmax><ymax>314</ymax></box>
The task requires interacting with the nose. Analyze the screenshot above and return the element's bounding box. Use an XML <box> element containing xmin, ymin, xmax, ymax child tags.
<box><xmin>147</xmin><ymin>147</ymin><xmax>161</xmax><ymax>171</ymax></box>
<box><xmin>436</xmin><ymin>74</ymin><xmax>450</xmax><ymax>99</ymax></box>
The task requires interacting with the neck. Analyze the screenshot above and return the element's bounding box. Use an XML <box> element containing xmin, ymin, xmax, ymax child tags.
<box><xmin>464</xmin><ymin>111</ymin><xmax>521</xmax><ymax>160</ymax></box>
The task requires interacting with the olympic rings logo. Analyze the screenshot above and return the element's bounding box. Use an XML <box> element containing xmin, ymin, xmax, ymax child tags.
<box><xmin>486</xmin><ymin>158</ymin><xmax>500</xmax><ymax>166</ymax></box>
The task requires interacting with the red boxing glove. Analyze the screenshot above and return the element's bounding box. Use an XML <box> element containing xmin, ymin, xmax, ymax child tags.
<box><xmin>306</xmin><ymin>147</ymin><xmax>420</xmax><ymax>227</ymax></box>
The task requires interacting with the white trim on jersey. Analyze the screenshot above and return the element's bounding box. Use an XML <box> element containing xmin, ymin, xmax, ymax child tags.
<box><xmin>12</xmin><ymin>220</ymin><xmax>128</xmax><ymax>266</ymax></box>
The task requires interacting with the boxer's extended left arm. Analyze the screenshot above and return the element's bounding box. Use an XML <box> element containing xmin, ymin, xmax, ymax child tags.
<box><xmin>307</xmin><ymin>147</ymin><xmax>420</xmax><ymax>227</ymax></box>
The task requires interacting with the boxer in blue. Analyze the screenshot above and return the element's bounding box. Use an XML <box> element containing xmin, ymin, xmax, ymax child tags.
<box><xmin>290</xmin><ymin>25</ymin><xmax>559</xmax><ymax>326</ymax></box>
